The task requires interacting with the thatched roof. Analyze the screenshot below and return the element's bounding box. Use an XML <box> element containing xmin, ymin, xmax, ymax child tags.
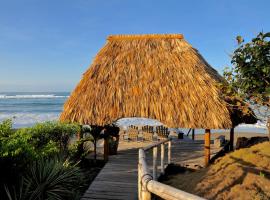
<box><xmin>60</xmin><ymin>34</ymin><xmax>256</xmax><ymax>129</ymax></box>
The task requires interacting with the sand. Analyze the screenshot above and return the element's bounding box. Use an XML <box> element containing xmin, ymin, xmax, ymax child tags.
<box><xmin>194</xmin><ymin>132</ymin><xmax>268</xmax><ymax>144</ymax></box>
<box><xmin>162</xmin><ymin>139</ymin><xmax>270</xmax><ymax>200</ymax></box>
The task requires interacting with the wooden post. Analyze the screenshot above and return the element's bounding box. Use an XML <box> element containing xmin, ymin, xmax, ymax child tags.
<box><xmin>204</xmin><ymin>129</ymin><xmax>211</xmax><ymax>166</ymax></box>
<box><xmin>168</xmin><ymin>140</ymin><xmax>171</xmax><ymax>164</ymax></box>
<box><xmin>267</xmin><ymin>118</ymin><xmax>270</xmax><ymax>139</ymax></box>
<box><xmin>230</xmin><ymin>128</ymin><xmax>234</xmax><ymax>151</ymax></box>
<box><xmin>104</xmin><ymin>137</ymin><xmax>109</xmax><ymax>161</ymax></box>
<box><xmin>161</xmin><ymin>143</ymin><xmax>165</xmax><ymax>174</ymax></box>
<box><xmin>138</xmin><ymin>163</ymin><xmax>142</xmax><ymax>199</ymax></box>
<box><xmin>192</xmin><ymin>129</ymin><xmax>195</xmax><ymax>140</ymax></box>
<box><xmin>153</xmin><ymin>147</ymin><xmax>158</xmax><ymax>180</ymax></box>
<box><xmin>141</xmin><ymin>186</ymin><xmax>151</xmax><ymax>200</ymax></box>
<box><xmin>139</xmin><ymin>149</ymin><xmax>151</xmax><ymax>200</ymax></box>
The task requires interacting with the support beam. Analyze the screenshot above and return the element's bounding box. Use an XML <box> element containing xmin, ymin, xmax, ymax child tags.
<box><xmin>160</xmin><ymin>143</ymin><xmax>165</xmax><ymax>174</ymax></box>
<box><xmin>204</xmin><ymin>129</ymin><xmax>211</xmax><ymax>166</ymax></box>
<box><xmin>230</xmin><ymin>128</ymin><xmax>234</xmax><ymax>151</ymax></box>
<box><xmin>267</xmin><ymin>118</ymin><xmax>270</xmax><ymax>139</ymax></box>
<box><xmin>192</xmin><ymin>129</ymin><xmax>195</xmax><ymax>140</ymax></box>
<box><xmin>168</xmin><ymin>140</ymin><xmax>171</xmax><ymax>164</ymax></box>
<box><xmin>138</xmin><ymin>163</ymin><xmax>142</xmax><ymax>199</ymax></box>
<box><xmin>186</xmin><ymin>128</ymin><xmax>192</xmax><ymax>136</ymax></box>
<box><xmin>104</xmin><ymin>137</ymin><xmax>109</xmax><ymax>161</ymax></box>
<box><xmin>153</xmin><ymin>147</ymin><xmax>158</xmax><ymax>180</ymax></box>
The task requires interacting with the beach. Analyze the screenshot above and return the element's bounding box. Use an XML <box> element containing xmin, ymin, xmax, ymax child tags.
<box><xmin>194</xmin><ymin>131</ymin><xmax>268</xmax><ymax>144</ymax></box>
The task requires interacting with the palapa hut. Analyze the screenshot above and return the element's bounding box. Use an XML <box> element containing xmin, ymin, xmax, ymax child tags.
<box><xmin>60</xmin><ymin>34</ymin><xmax>256</xmax><ymax>165</ymax></box>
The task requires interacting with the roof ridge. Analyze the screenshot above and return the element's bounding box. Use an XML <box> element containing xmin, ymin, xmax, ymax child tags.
<box><xmin>107</xmin><ymin>34</ymin><xmax>184</xmax><ymax>40</ymax></box>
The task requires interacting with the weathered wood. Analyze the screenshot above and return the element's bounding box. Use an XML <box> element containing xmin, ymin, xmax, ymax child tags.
<box><xmin>186</xmin><ymin>128</ymin><xmax>192</xmax><ymax>136</ymax></box>
<box><xmin>147</xmin><ymin>180</ymin><xmax>206</xmax><ymax>200</ymax></box>
<box><xmin>82</xmin><ymin>138</ymin><xmax>223</xmax><ymax>200</ymax></box>
<box><xmin>204</xmin><ymin>129</ymin><xmax>211</xmax><ymax>166</ymax></box>
<box><xmin>104</xmin><ymin>137</ymin><xmax>109</xmax><ymax>161</ymax></box>
<box><xmin>267</xmin><ymin>118</ymin><xmax>270</xmax><ymax>139</ymax></box>
<box><xmin>143</xmin><ymin>139</ymin><xmax>170</xmax><ymax>151</ymax></box>
<box><xmin>139</xmin><ymin>149</ymin><xmax>152</xmax><ymax>200</ymax></box>
<box><xmin>230</xmin><ymin>128</ymin><xmax>234</xmax><ymax>151</ymax></box>
<box><xmin>192</xmin><ymin>129</ymin><xmax>195</xmax><ymax>140</ymax></box>
<box><xmin>153</xmin><ymin>146</ymin><xmax>158</xmax><ymax>180</ymax></box>
<box><xmin>161</xmin><ymin>143</ymin><xmax>165</xmax><ymax>174</ymax></box>
<box><xmin>168</xmin><ymin>140</ymin><xmax>171</xmax><ymax>164</ymax></box>
<box><xmin>139</xmin><ymin>141</ymin><xmax>207</xmax><ymax>200</ymax></box>
<box><xmin>138</xmin><ymin>163</ymin><xmax>142</xmax><ymax>200</ymax></box>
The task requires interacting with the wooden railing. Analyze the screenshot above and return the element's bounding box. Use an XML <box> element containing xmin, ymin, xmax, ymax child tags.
<box><xmin>138</xmin><ymin>139</ymin><xmax>206</xmax><ymax>200</ymax></box>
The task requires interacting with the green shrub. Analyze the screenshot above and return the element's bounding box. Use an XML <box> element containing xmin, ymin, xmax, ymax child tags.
<box><xmin>0</xmin><ymin>120</ymin><xmax>81</xmax><ymax>196</ymax></box>
<box><xmin>0</xmin><ymin>121</ymin><xmax>80</xmax><ymax>163</ymax></box>
<box><xmin>0</xmin><ymin>119</ymin><xmax>13</xmax><ymax>137</ymax></box>
<box><xmin>68</xmin><ymin>136</ymin><xmax>93</xmax><ymax>161</ymax></box>
<box><xmin>4</xmin><ymin>157</ymin><xmax>86</xmax><ymax>200</ymax></box>
<box><xmin>20</xmin><ymin>121</ymin><xmax>80</xmax><ymax>154</ymax></box>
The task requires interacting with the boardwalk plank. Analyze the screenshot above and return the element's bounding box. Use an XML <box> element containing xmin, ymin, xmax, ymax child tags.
<box><xmin>81</xmin><ymin>138</ymin><xmax>223</xmax><ymax>200</ymax></box>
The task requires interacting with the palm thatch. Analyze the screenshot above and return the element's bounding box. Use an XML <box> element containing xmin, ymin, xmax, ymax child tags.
<box><xmin>60</xmin><ymin>34</ymin><xmax>256</xmax><ymax>129</ymax></box>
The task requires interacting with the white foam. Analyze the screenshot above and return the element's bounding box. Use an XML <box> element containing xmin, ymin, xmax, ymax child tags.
<box><xmin>236</xmin><ymin>121</ymin><xmax>267</xmax><ymax>129</ymax></box>
<box><xmin>116</xmin><ymin>117</ymin><xmax>163</xmax><ymax>129</ymax></box>
<box><xmin>0</xmin><ymin>94</ymin><xmax>69</xmax><ymax>99</ymax></box>
<box><xmin>0</xmin><ymin>113</ymin><xmax>59</xmax><ymax>128</ymax></box>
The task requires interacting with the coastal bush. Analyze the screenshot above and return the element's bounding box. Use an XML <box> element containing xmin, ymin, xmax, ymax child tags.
<box><xmin>0</xmin><ymin>119</ymin><xmax>13</xmax><ymax>137</ymax></box>
<box><xmin>0</xmin><ymin>120</ymin><xmax>81</xmax><ymax>198</ymax></box>
<box><xmin>20</xmin><ymin>121</ymin><xmax>80</xmax><ymax>154</ymax></box>
<box><xmin>0</xmin><ymin>121</ymin><xmax>80</xmax><ymax>167</ymax></box>
<box><xmin>70</xmin><ymin>124</ymin><xmax>120</xmax><ymax>161</ymax></box>
<box><xmin>4</xmin><ymin>157</ymin><xmax>86</xmax><ymax>200</ymax></box>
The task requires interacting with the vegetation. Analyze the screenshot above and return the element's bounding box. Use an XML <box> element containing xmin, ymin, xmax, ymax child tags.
<box><xmin>223</xmin><ymin>32</ymin><xmax>270</xmax><ymax>134</ymax></box>
<box><xmin>0</xmin><ymin>119</ymin><xmax>106</xmax><ymax>200</ymax></box>
<box><xmin>5</xmin><ymin>157</ymin><xmax>86</xmax><ymax>200</ymax></box>
<box><xmin>82</xmin><ymin>125</ymin><xmax>104</xmax><ymax>161</ymax></box>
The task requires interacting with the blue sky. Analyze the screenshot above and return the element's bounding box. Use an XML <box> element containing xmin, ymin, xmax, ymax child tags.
<box><xmin>0</xmin><ymin>0</ymin><xmax>269</xmax><ymax>92</ymax></box>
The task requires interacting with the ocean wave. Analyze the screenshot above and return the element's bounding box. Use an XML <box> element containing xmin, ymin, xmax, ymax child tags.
<box><xmin>0</xmin><ymin>113</ymin><xmax>59</xmax><ymax>128</ymax></box>
<box><xmin>116</xmin><ymin>117</ymin><xmax>163</xmax><ymax>127</ymax></box>
<box><xmin>0</xmin><ymin>94</ymin><xmax>69</xmax><ymax>99</ymax></box>
<box><xmin>236</xmin><ymin>122</ymin><xmax>267</xmax><ymax>129</ymax></box>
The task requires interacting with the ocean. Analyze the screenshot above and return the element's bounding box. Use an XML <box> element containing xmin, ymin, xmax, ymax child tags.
<box><xmin>0</xmin><ymin>92</ymin><xmax>268</xmax><ymax>133</ymax></box>
<box><xmin>0</xmin><ymin>92</ymin><xmax>69</xmax><ymax>128</ymax></box>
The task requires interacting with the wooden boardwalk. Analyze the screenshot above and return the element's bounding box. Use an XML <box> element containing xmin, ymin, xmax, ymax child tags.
<box><xmin>81</xmin><ymin>138</ymin><xmax>223</xmax><ymax>200</ymax></box>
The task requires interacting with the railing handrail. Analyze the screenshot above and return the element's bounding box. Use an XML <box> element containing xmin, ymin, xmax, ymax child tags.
<box><xmin>138</xmin><ymin>141</ymin><xmax>206</xmax><ymax>200</ymax></box>
<box><xmin>143</xmin><ymin>138</ymin><xmax>170</xmax><ymax>151</ymax></box>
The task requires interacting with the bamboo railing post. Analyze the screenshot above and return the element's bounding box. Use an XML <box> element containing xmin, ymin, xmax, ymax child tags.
<box><xmin>138</xmin><ymin>163</ymin><xmax>142</xmax><ymax>199</ymax></box>
<box><xmin>141</xmin><ymin>187</ymin><xmax>151</xmax><ymax>200</ymax></box>
<box><xmin>168</xmin><ymin>140</ymin><xmax>171</xmax><ymax>164</ymax></box>
<box><xmin>161</xmin><ymin>143</ymin><xmax>165</xmax><ymax>174</ymax></box>
<box><xmin>139</xmin><ymin>149</ymin><xmax>151</xmax><ymax>200</ymax></box>
<box><xmin>204</xmin><ymin>129</ymin><xmax>211</xmax><ymax>166</ymax></box>
<box><xmin>153</xmin><ymin>146</ymin><xmax>158</xmax><ymax>180</ymax></box>
<box><xmin>139</xmin><ymin>140</ymin><xmax>206</xmax><ymax>200</ymax></box>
